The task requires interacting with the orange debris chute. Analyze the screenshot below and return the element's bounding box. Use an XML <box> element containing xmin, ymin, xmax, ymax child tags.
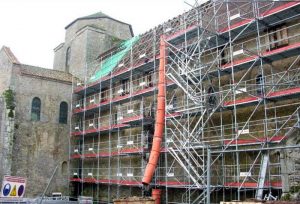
<box><xmin>152</xmin><ymin>189</ymin><xmax>162</xmax><ymax>204</ymax></box>
<box><xmin>142</xmin><ymin>36</ymin><xmax>166</xmax><ymax>185</ymax></box>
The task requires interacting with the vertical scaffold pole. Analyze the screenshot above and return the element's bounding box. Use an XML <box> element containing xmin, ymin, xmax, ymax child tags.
<box><xmin>207</xmin><ymin>148</ymin><xmax>211</xmax><ymax>204</ymax></box>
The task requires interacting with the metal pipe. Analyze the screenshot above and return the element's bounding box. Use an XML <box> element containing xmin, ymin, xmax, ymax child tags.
<box><xmin>206</xmin><ymin>148</ymin><xmax>211</xmax><ymax>204</ymax></box>
<box><xmin>39</xmin><ymin>164</ymin><xmax>59</xmax><ymax>204</ymax></box>
<box><xmin>212</xmin><ymin>145</ymin><xmax>300</xmax><ymax>154</ymax></box>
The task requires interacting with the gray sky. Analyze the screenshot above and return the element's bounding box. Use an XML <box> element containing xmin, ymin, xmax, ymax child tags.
<box><xmin>0</xmin><ymin>0</ymin><xmax>194</xmax><ymax>68</ymax></box>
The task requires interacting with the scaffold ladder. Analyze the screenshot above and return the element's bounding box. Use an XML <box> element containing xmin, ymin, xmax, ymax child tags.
<box><xmin>167</xmin><ymin>72</ymin><xmax>203</xmax><ymax>105</ymax></box>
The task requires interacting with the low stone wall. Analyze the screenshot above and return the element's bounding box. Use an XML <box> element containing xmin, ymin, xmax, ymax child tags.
<box><xmin>114</xmin><ymin>197</ymin><xmax>154</xmax><ymax>204</ymax></box>
<box><xmin>220</xmin><ymin>202</ymin><xmax>264</xmax><ymax>204</ymax></box>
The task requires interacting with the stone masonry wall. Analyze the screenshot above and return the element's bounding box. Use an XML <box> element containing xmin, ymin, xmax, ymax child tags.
<box><xmin>0</xmin><ymin>48</ymin><xmax>13</xmax><ymax>94</ymax></box>
<box><xmin>53</xmin><ymin>43</ymin><xmax>65</xmax><ymax>73</ymax></box>
<box><xmin>0</xmin><ymin>97</ymin><xmax>14</xmax><ymax>186</ymax></box>
<box><xmin>0</xmin><ymin>97</ymin><xmax>4</xmax><ymax>180</ymax></box>
<box><xmin>9</xmin><ymin>65</ymin><xmax>72</xmax><ymax>197</ymax></box>
<box><xmin>0</xmin><ymin>48</ymin><xmax>15</xmax><ymax>189</ymax></box>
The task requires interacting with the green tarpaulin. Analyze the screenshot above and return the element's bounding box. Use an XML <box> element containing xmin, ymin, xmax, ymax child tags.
<box><xmin>89</xmin><ymin>35</ymin><xmax>139</xmax><ymax>83</ymax></box>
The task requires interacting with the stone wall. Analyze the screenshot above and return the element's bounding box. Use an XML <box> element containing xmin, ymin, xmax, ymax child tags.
<box><xmin>0</xmin><ymin>97</ymin><xmax>4</xmax><ymax>179</ymax></box>
<box><xmin>0</xmin><ymin>96</ymin><xmax>14</xmax><ymax>186</ymax></box>
<box><xmin>0</xmin><ymin>48</ymin><xmax>13</xmax><ymax>94</ymax></box>
<box><xmin>282</xmin><ymin>129</ymin><xmax>300</xmax><ymax>193</ymax></box>
<box><xmin>8</xmin><ymin>65</ymin><xmax>72</xmax><ymax>197</ymax></box>
<box><xmin>53</xmin><ymin>43</ymin><xmax>65</xmax><ymax>73</ymax></box>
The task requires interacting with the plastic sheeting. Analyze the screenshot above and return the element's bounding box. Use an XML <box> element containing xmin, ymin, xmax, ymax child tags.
<box><xmin>89</xmin><ymin>35</ymin><xmax>139</xmax><ymax>83</ymax></box>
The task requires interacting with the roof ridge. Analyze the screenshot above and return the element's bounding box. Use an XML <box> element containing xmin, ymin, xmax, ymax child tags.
<box><xmin>82</xmin><ymin>11</ymin><xmax>110</xmax><ymax>19</ymax></box>
<box><xmin>20</xmin><ymin>63</ymin><xmax>73</xmax><ymax>75</ymax></box>
<box><xmin>65</xmin><ymin>11</ymin><xmax>132</xmax><ymax>30</ymax></box>
<box><xmin>20</xmin><ymin>64</ymin><xmax>73</xmax><ymax>83</ymax></box>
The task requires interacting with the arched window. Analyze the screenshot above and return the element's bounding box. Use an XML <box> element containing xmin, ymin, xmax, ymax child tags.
<box><xmin>256</xmin><ymin>74</ymin><xmax>264</xmax><ymax>95</ymax></box>
<box><xmin>59</xmin><ymin>102</ymin><xmax>68</xmax><ymax>124</ymax></box>
<box><xmin>65</xmin><ymin>47</ymin><xmax>71</xmax><ymax>72</ymax></box>
<box><xmin>31</xmin><ymin>97</ymin><xmax>41</xmax><ymax>121</ymax></box>
<box><xmin>61</xmin><ymin>161</ymin><xmax>68</xmax><ymax>175</ymax></box>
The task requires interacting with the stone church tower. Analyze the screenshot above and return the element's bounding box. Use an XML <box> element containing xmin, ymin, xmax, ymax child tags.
<box><xmin>53</xmin><ymin>12</ymin><xmax>133</xmax><ymax>79</ymax></box>
<box><xmin>0</xmin><ymin>12</ymin><xmax>133</xmax><ymax>197</ymax></box>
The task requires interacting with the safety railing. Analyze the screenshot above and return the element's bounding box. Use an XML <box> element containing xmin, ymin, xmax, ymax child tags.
<box><xmin>118</xmin><ymin>102</ymin><xmax>154</xmax><ymax>122</ymax></box>
<box><xmin>265</xmin><ymin>68</ymin><xmax>300</xmax><ymax>93</ymax></box>
<box><xmin>72</xmin><ymin>105</ymin><xmax>156</xmax><ymax>134</ymax></box>
<box><xmin>72</xmin><ymin>122</ymin><xmax>83</xmax><ymax>132</ymax></box>
<box><xmin>166</xmin><ymin>21</ymin><xmax>300</xmax><ymax>78</ymax></box>
<box><xmin>202</xmin><ymin>114</ymin><xmax>298</xmax><ymax>146</ymax></box>
<box><xmin>156</xmin><ymin>167</ymin><xmax>193</xmax><ymax>185</ymax></box>
<box><xmin>72</xmin><ymin>72</ymin><xmax>157</xmax><ymax>113</ymax></box>
<box><xmin>70</xmin><ymin>133</ymin><xmax>146</xmax><ymax>157</ymax></box>
<box><xmin>221</xmin><ymin>67</ymin><xmax>300</xmax><ymax>104</ymax></box>
<box><xmin>164</xmin><ymin>108</ymin><xmax>299</xmax><ymax>147</ymax></box>
<box><xmin>163</xmin><ymin>0</ymin><xmax>295</xmax><ymax>44</ymax></box>
<box><xmin>235</xmin><ymin>163</ymin><xmax>280</xmax><ymax>184</ymax></box>
<box><xmin>216</xmin><ymin>1</ymin><xmax>255</xmax><ymax>32</ymax></box>
<box><xmin>220</xmin><ymin>163</ymin><xmax>281</xmax><ymax>185</ymax></box>
<box><xmin>256</xmin><ymin>1</ymin><xmax>294</xmax><ymax>17</ymax></box>
<box><xmin>70</xmin><ymin>166</ymin><xmax>196</xmax><ymax>186</ymax></box>
<box><xmin>73</xmin><ymin>78</ymin><xmax>85</xmax><ymax>92</ymax></box>
<box><xmin>72</xmin><ymin>99</ymin><xmax>84</xmax><ymax>110</ymax></box>
<box><xmin>164</xmin><ymin>66</ymin><xmax>300</xmax><ymax>110</ymax></box>
<box><xmin>71</xmin><ymin>167</ymin><xmax>144</xmax><ymax>183</ymax></box>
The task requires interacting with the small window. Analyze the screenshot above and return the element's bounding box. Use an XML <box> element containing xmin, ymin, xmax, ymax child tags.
<box><xmin>59</xmin><ymin>102</ymin><xmax>68</xmax><ymax>124</ymax></box>
<box><xmin>172</xmin><ymin>96</ymin><xmax>178</xmax><ymax>109</ymax></box>
<box><xmin>31</xmin><ymin>97</ymin><xmax>41</xmax><ymax>121</ymax></box>
<box><xmin>219</xmin><ymin>46</ymin><xmax>228</xmax><ymax>66</ymax></box>
<box><xmin>256</xmin><ymin>75</ymin><xmax>264</xmax><ymax>95</ymax></box>
<box><xmin>145</xmin><ymin>72</ymin><xmax>153</xmax><ymax>87</ymax></box>
<box><xmin>65</xmin><ymin>47</ymin><xmax>71</xmax><ymax>72</ymax></box>
<box><xmin>121</xmin><ymin>79</ymin><xmax>130</xmax><ymax>95</ymax></box>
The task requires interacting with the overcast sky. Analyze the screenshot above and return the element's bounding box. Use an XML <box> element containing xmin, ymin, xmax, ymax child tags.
<box><xmin>0</xmin><ymin>0</ymin><xmax>196</xmax><ymax>68</ymax></box>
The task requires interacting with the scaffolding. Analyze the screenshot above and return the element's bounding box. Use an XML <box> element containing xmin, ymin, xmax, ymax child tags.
<box><xmin>70</xmin><ymin>0</ymin><xmax>300</xmax><ymax>203</ymax></box>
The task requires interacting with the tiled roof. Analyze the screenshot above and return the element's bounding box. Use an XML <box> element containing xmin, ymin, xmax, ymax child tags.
<box><xmin>65</xmin><ymin>11</ymin><xmax>132</xmax><ymax>31</ymax></box>
<box><xmin>20</xmin><ymin>64</ymin><xmax>73</xmax><ymax>83</ymax></box>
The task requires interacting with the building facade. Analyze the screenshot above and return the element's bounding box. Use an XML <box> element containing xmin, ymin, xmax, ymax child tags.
<box><xmin>0</xmin><ymin>12</ymin><xmax>133</xmax><ymax>197</ymax></box>
<box><xmin>0</xmin><ymin>47</ymin><xmax>72</xmax><ymax>196</ymax></box>
<box><xmin>70</xmin><ymin>1</ymin><xmax>300</xmax><ymax>203</ymax></box>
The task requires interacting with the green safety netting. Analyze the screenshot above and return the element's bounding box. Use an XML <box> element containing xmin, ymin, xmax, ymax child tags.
<box><xmin>88</xmin><ymin>35</ymin><xmax>140</xmax><ymax>83</ymax></box>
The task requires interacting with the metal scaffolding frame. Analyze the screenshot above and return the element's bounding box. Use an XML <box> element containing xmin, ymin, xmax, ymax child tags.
<box><xmin>69</xmin><ymin>0</ymin><xmax>300</xmax><ymax>203</ymax></box>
